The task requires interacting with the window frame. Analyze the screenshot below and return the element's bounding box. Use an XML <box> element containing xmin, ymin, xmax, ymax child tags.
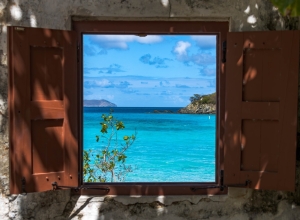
<box><xmin>73</xmin><ymin>20</ymin><xmax>229</xmax><ymax>195</ymax></box>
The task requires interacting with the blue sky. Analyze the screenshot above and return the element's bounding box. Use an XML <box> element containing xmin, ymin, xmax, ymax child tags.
<box><xmin>83</xmin><ymin>34</ymin><xmax>216</xmax><ymax>107</ymax></box>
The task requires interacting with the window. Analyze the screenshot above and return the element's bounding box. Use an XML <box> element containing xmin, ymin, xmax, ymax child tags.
<box><xmin>83</xmin><ymin>34</ymin><xmax>217</xmax><ymax>183</ymax></box>
<box><xmin>8</xmin><ymin>22</ymin><xmax>298</xmax><ymax>195</ymax></box>
<box><xmin>77</xmin><ymin>21</ymin><xmax>227</xmax><ymax>195</ymax></box>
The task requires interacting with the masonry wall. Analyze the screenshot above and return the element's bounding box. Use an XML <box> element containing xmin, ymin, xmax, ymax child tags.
<box><xmin>1</xmin><ymin>0</ymin><xmax>300</xmax><ymax>219</ymax></box>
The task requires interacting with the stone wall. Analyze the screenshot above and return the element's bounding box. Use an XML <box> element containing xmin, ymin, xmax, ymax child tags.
<box><xmin>1</xmin><ymin>0</ymin><xmax>300</xmax><ymax>219</ymax></box>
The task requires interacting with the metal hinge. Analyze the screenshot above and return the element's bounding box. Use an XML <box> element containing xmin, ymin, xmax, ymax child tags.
<box><xmin>15</xmin><ymin>27</ymin><xmax>24</xmax><ymax>31</ymax></box>
<box><xmin>52</xmin><ymin>182</ymin><xmax>110</xmax><ymax>193</ymax></box>
<box><xmin>190</xmin><ymin>170</ymin><xmax>251</xmax><ymax>192</ymax></box>
<box><xmin>222</xmin><ymin>41</ymin><xmax>227</xmax><ymax>63</ymax></box>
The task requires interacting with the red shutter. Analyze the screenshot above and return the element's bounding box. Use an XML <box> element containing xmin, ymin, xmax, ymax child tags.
<box><xmin>9</xmin><ymin>27</ymin><xmax>78</xmax><ymax>193</ymax></box>
<box><xmin>224</xmin><ymin>31</ymin><xmax>299</xmax><ymax>191</ymax></box>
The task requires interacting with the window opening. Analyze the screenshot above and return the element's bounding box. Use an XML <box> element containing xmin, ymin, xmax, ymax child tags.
<box><xmin>83</xmin><ymin>34</ymin><xmax>217</xmax><ymax>183</ymax></box>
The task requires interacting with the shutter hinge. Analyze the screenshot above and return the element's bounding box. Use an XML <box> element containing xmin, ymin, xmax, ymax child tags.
<box><xmin>52</xmin><ymin>182</ymin><xmax>110</xmax><ymax>193</ymax></box>
<box><xmin>21</xmin><ymin>177</ymin><xmax>27</xmax><ymax>195</ymax></box>
<box><xmin>222</xmin><ymin>41</ymin><xmax>227</xmax><ymax>63</ymax></box>
<box><xmin>15</xmin><ymin>27</ymin><xmax>25</xmax><ymax>31</ymax></box>
<box><xmin>190</xmin><ymin>170</ymin><xmax>251</xmax><ymax>192</ymax></box>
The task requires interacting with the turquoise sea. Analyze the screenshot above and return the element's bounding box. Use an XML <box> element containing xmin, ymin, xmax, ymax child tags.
<box><xmin>83</xmin><ymin>107</ymin><xmax>216</xmax><ymax>182</ymax></box>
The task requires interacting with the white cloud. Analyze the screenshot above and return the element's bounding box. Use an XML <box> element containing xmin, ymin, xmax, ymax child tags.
<box><xmin>137</xmin><ymin>36</ymin><xmax>162</xmax><ymax>44</ymax></box>
<box><xmin>173</xmin><ymin>41</ymin><xmax>191</xmax><ymax>57</ymax></box>
<box><xmin>199</xmin><ymin>66</ymin><xmax>216</xmax><ymax>77</ymax></box>
<box><xmin>84</xmin><ymin>79</ymin><xmax>113</xmax><ymax>88</ymax></box>
<box><xmin>191</xmin><ymin>53</ymin><xmax>215</xmax><ymax>65</ymax></box>
<box><xmin>89</xmin><ymin>35</ymin><xmax>163</xmax><ymax>50</ymax></box>
<box><xmin>165</xmin><ymin>95</ymin><xmax>185</xmax><ymax>103</ymax></box>
<box><xmin>173</xmin><ymin>40</ymin><xmax>215</xmax><ymax>65</ymax></box>
<box><xmin>191</xmin><ymin>36</ymin><xmax>216</xmax><ymax>50</ymax></box>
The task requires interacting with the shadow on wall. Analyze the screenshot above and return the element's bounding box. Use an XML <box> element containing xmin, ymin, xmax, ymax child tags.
<box><xmin>287</xmin><ymin>162</ymin><xmax>300</xmax><ymax>205</ymax></box>
<box><xmin>8</xmin><ymin>190</ymin><xmax>79</xmax><ymax>219</ymax></box>
<box><xmin>0</xmin><ymin>0</ymin><xmax>40</xmax><ymax>195</ymax></box>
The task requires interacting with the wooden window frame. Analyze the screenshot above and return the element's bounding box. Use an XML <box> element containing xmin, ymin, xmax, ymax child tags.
<box><xmin>73</xmin><ymin>20</ymin><xmax>229</xmax><ymax>195</ymax></box>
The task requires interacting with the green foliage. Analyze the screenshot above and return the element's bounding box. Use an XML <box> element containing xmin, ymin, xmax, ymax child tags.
<box><xmin>83</xmin><ymin>111</ymin><xmax>136</xmax><ymax>182</ymax></box>
<box><xmin>190</xmin><ymin>93</ymin><xmax>216</xmax><ymax>105</ymax></box>
<box><xmin>271</xmin><ymin>0</ymin><xmax>300</xmax><ymax>16</ymax></box>
<box><xmin>83</xmin><ymin>149</ymin><xmax>97</xmax><ymax>182</ymax></box>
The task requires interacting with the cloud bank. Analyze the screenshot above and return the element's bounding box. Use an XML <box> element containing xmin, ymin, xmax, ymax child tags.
<box><xmin>88</xmin><ymin>35</ymin><xmax>163</xmax><ymax>50</ymax></box>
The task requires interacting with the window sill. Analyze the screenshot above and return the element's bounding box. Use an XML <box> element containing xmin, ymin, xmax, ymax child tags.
<box><xmin>73</xmin><ymin>183</ymin><xmax>228</xmax><ymax>196</ymax></box>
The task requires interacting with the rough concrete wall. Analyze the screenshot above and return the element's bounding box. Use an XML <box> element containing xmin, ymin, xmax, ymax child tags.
<box><xmin>2</xmin><ymin>189</ymin><xmax>300</xmax><ymax>220</ymax></box>
<box><xmin>0</xmin><ymin>0</ymin><xmax>300</xmax><ymax>219</ymax></box>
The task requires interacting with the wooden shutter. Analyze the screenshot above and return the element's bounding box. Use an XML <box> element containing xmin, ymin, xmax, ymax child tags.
<box><xmin>224</xmin><ymin>31</ymin><xmax>299</xmax><ymax>191</ymax></box>
<box><xmin>9</xmin><ymin>27</ymin><xmax>78</xmax><ymax>193</ymax></box>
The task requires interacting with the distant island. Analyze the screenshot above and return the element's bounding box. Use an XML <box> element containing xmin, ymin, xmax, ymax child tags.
<box><xmin>83</xmin><ymin>99</ymin><xmax>117</xmax><ymax>107</ymax></box>
<box><xmin>178</xmin><ymin>93</ymin><xmax>216</xmax><ymax>114</ymax></box>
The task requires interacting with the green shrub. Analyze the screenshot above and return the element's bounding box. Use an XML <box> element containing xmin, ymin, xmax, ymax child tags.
<box><xmin>83</xmin><ymin>112</ymin><xmax>136</xmax><ymax>182</ymax></box>
<box><xmin>190</xmin><ymin>93</ymin><xmax>216</xmax><ymax>105</ymax></box>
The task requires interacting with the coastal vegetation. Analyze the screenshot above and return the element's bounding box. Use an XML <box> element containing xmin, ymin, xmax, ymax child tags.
<box><xmin>189</xmin><ymin>93</ymin><xmax>216</xmax><ymax>105</ymax></box>
<box><xmin>83</xmin><ymin>112</ymin><xmax>136</xmax><ymax>182</ymax></box>
<box><xmin>178</xmin><ymin>93</ymin><xmax>216</xmax><ymax>114</ymax></box>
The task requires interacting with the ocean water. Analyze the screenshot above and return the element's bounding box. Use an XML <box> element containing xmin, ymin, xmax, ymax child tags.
<box><xmin>83</xmin><ymin>107</ymin><xmax>216</xmax><ymax>182</ymax></box>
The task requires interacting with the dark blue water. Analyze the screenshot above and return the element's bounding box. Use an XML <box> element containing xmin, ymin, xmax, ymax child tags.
<box><xmin>84</xmin><ymin>107</ymin><xmax>216</xmax><ymax>182</ymax></box>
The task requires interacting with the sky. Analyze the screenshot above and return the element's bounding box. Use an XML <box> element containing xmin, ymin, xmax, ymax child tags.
<box><xmin>83</xmin><ymin>34</ymin><xmax>216</xmax><ymax>107</ymax></box>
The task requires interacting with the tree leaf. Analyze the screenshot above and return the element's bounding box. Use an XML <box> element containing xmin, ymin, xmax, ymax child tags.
<box><xmin>101</xmin><ymin>123</ymin><xmax>108</xmax><ymax>133</ymax></box>
<box><xmin>116</xmin><ymin>121</ymin><xmax>125</xmax><ymax>130</ymax></box>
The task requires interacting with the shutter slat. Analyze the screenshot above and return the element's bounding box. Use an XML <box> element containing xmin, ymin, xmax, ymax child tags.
<box><xmin>224</xmin><ymin>32</ymin><xmax>244</xmax><ymax>185</ymax></box>
<box><xmin>31</xmin><ymin>101</ymin><xmax>64</xmax><ymax>119</ymax></box>
<box><xmin>241</xmin><ymin>102</ymin><xmax>279</xmax><ymax>120</ymax></box>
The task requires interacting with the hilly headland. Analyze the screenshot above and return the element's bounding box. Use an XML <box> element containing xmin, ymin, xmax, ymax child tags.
<box><xmin>83</xmin><ymin>99</ymin><xmax>117</xmax><ymax>107</ymax></box>
<box><xmin>178</xmin><ymin>93</ymin><xmax>216</xmax><ymax>114</ymax></box>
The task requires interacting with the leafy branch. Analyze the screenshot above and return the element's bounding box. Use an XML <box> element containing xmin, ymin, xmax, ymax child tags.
<box><xmin>83</xmin><ymin>112</ymin><xmax>136</xmax><ymax>182</ymax></box>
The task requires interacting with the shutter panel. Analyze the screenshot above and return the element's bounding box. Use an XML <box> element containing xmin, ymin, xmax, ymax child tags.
<box><xmin>224</xmin><ymin>31</ymin><xmax>299</xmax><ymax>191</ymax></box>
<box><xmin>9</xmin><ymin>27</ymin><xmax>78</xmax><ymax>193</ymax></box>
